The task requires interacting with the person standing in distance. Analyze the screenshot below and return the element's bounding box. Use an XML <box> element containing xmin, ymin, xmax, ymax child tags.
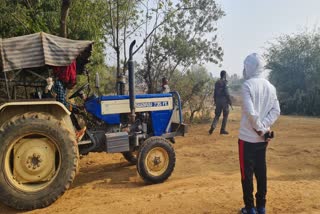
<box><xmin>238</xmin><ymin>53</ymin><xmax>280</xmax><ymax>214</ymax></box>
<box><xmin>161</xmin><ymin>77</ymin><xmax>170</xmax><ymax>93</ymax></box>
<box><xmin>208</xmin><ymin>70</ymin><xmax>232</xmax><ymax>135</ymax></box>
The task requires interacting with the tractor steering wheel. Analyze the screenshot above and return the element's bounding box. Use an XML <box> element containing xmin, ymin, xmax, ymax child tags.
<box><xmin>69</xmin><ymin>83</ymin><xmax>89</xmax><ymax>99</ymax></box>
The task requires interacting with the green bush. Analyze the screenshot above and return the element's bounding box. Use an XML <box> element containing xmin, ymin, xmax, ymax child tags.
<box><xmin>265</xmin><ymin>30</ymin><xmax>320</xmax><ymax>116</ymax></box>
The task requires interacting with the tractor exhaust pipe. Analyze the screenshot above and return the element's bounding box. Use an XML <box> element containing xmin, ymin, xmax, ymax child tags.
<box><xmin>128</xmin><ymin>40</ymin><xmax>136</xmax><ymax>123</ymax></box>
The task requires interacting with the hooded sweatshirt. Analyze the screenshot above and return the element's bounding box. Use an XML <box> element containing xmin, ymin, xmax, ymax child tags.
<box><xmin>239</xmin><ymin>53</ymin><xmax>280</xmax><ymax>143</ymax></box>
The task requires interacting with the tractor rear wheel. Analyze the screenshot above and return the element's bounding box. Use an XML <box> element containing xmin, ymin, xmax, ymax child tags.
<box><xmin>137</xmin><ymin>137</ymin><xmax>175</xmax><ymax>184</ymax></box>
<box><xmin>0</xmin><ymin>112</ymin><xmax>78</xmax><ymax>210</ymax></box>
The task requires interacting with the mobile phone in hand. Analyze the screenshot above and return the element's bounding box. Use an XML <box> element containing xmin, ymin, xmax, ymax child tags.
<box><xmin>264</xmin><ymin>131</ymin><xmax>274</xmax><ymax>141</ymax></box>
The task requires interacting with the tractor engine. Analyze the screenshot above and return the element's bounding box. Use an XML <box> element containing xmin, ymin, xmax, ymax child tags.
<box><xmin>120</xmin><ymin>112</ymin><xmax>150</xmax><ymax>148</ymax></box>
<box><xmin>121</xmin><ymin>112</ymin><xmax>149</xmax><ymax>134</ymax></box>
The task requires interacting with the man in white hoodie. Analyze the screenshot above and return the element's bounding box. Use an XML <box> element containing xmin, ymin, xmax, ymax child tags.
<box><xmin>239</xmin><ymin>53</ymin><xmax>280</xmax><ymax>214</ymax></box>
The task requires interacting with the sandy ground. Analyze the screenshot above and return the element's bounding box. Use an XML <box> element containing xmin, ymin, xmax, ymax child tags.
<box><xmin>1</xmin><ymin>107</ymin><xmax>320</xmax><ymax>214</ymax></box>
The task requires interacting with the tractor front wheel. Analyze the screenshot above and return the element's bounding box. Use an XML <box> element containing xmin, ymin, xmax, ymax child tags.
<box><xmin>137</xmin><ymin>137</ymin><xmax>175</xmax><ymax>184</ymax></box>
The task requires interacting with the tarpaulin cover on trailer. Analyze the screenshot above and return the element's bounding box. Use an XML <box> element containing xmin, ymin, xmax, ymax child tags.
<box><xmin>0</xmin><ymin>32</ymin><xmax>93</xmax><ymax>72</ymax></box>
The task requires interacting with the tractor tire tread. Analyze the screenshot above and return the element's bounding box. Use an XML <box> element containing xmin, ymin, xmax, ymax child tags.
<box><xmin>0</xmin><ymin>112</ymin><xmax>79</xmax><ymax>210</ymax></box>
<box><xmin>137</xmin><ymin>137</ymin><xmax>175</xmax><ymax>184</ymax></box>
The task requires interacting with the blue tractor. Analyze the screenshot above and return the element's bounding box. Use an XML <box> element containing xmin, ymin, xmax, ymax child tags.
<box><xmin>75</xmin><ymin>40</ymin><xmax>186</xmax><ymax>182</ymax></box>
<box><xmin>0</xmin><ymin>33</ymin><xmax>186</xmax><ymax>210</ymax></box>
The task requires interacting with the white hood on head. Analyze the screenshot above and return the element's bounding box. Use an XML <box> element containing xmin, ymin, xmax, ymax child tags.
<box><xmin>243</xmin><ymin>53</ymin><xmax>265</xmax><ymax>80</ymax></box>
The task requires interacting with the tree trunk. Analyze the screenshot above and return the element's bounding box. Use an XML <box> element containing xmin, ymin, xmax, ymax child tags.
<box><xmin>116</xmin><ymin>0</ymin><xmax>123</xmax><ymax>95</ymax></box>
<box><xmin>146</xmin><ymin>53</ymin><xmax>153</xmax><ymax>93</ymax></box>
<box><xmin>116</xmin><ymin>47</ymin><xmax>123</xmax><ymax>95</ymax></box>
<box><xmin>60</xmin><ymin>0</ymin><xmax>71</xmax><ymax>38</ymax></box>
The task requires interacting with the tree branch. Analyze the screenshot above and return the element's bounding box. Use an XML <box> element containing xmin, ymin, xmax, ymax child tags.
<box><xmin>133</xmin><ymin>5</ymin><xmax>194</xmax><ymax>56</ymax></box>
<box><xmin>107</xmin><ymin>0</ymin><xmax>116</xmax><ymax>47</ymax></box>
<box><xmin>10</xmin><ymin>13</ymin><xmax>31</xmax><ymax>33</ymax></box>
<box><xmin>60</xmin><ymin>0</ymin><xmax>71</xmax><ymax>38</ymax></box>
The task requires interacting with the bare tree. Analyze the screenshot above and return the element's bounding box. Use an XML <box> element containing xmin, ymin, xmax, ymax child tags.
<box><xmin>137</xmin><ymin>0</ymin><xmax>224</xmax><ymax>93</ymax></box>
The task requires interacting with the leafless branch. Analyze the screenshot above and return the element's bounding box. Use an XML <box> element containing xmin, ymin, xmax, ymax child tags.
<box><xmin>10</xmin><ymin>14</ymin><xmax>31</xmax><ymax>33</ymax></box>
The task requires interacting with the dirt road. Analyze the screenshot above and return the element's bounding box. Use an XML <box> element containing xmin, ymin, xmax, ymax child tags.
<box><xmin>1</xmin><ymin>108</ymin><xmax>320</xmax><ymax>214</ymax></box>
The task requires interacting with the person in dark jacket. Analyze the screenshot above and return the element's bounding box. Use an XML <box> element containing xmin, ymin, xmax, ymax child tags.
<box><xmin>208</xmin><ymin>70</ymin><xmax>232</xmax><ymax>135</ymax></box>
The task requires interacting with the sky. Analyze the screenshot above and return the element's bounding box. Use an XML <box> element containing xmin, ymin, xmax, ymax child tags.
<box><xmin>208</xmin><ymin>0</ymin><xmax>320</xmax><ymax>77</ymax></box>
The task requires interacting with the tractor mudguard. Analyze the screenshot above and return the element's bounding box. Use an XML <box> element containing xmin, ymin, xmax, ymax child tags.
<box><xmin>0</xmin><ymin>101</ymin><xmax>73</xmax><ymax>131</ymax></box>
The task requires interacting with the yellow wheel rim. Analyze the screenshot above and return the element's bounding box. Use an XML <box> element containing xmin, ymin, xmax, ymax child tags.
<box><xmin>145</xmin><ymin>147</ymin><xmax>169</xmax><ymax>176</ymax></box>
<box><xmin>4</xmin><ymin>133</ymin><xmax>61</xmax><ymax>192</ymax></box>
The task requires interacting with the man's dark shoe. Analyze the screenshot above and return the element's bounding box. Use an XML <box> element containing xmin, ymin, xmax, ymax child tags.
<box><xmin>208</xmin><ymin>128</ymin><xmax>214</xmax><ymax>135</ymax></box>
<box><xmin>240</xmin><ymin>207</ymin><xmax>257</xmax><ymax>214</ymax></box>
<box><xmin>256</xmin><ymin>207</ymin><xmax>265</xmax><ymax>214</ymax></box>
<box><xmin>220</xmin><ymin>130</ymin><xmax>229</xmax><ymax>135</ymax></box>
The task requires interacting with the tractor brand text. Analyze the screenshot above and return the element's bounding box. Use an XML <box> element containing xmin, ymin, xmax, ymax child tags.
<box><xmin>136</xmin><ymin>101</ymin><xmax>169</xmax><ymax>108</ymax></box>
